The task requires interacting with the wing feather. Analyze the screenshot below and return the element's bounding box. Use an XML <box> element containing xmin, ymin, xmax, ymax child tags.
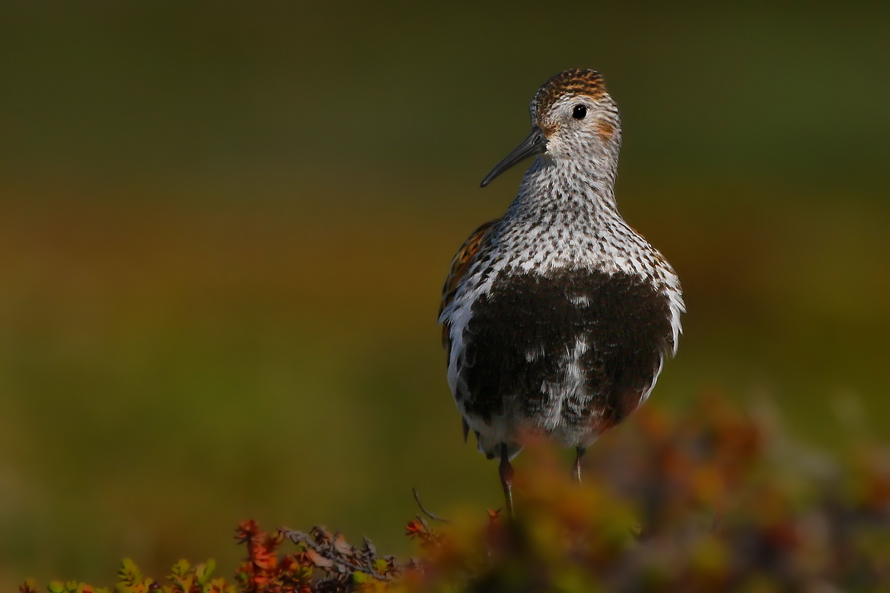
<box><xmin>439</xmin><ymin>219</ymin><xmax>498</xmax><ymax>353</ymax></box>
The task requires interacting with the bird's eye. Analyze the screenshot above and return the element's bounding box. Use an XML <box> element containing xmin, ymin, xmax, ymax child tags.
<box><xmin>572</xmin><ymin>104</ymin><xmax>587</xmax><ymax>119</ymax></box>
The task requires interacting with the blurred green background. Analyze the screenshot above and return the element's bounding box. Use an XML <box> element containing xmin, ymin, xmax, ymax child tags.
<box><xmin>1</xmin><ymin>1</ymin><xmax>889</xmax><ymax>587</ymax></box>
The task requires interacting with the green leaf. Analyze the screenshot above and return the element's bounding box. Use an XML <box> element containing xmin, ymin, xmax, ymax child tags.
<box><xmin>170</xmin><ymin>559</ymin><xmax>190</xmax><ymax>577</ymax></box>
<box><xmin>117</xmin><ymin>559</ymin><xmax>142</xmax><ymax>585</ymax></box>
<box><xmin>195</xmin><ymin>559</ymin><xmax>216</xmax><ymax>584</ymax></box>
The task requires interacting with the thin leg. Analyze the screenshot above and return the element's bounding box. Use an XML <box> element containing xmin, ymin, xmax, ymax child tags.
<box><xmin>573</xmin><ymin>446</ymin><xmax>587</xmax><ymax>484</ymax></box>
<box><xmin>498</xmin><ymin>443</ymin><xmax>515</xmax><ymax>519</ymax></box>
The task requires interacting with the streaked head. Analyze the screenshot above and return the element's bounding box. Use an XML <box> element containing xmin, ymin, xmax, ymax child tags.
<box><xmin>481</xmin><ymin>69</ymin><xmax>621</xmax><ymax>187</ymax></box>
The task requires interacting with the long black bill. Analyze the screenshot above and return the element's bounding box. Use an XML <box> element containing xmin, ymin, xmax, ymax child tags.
<box><xmin>480</xmin><ymin>126</ymin><xmax>547</xmax><ymax>188</ymax></box>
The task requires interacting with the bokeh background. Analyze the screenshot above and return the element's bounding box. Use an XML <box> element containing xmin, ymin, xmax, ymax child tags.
<box><xmin>1</xmin><ymin>1</ymin><xmax>889</xmax><ymax>587</ymax></box>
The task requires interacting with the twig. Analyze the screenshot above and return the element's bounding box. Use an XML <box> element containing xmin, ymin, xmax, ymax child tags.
<box><xmin>282</xmin><ymin>528</ymin><xmax>394</xmax><ymax>580</ymax></box>
<box><xmin>412</xmin><ymin>488</ymin><xmax>451</xmax><ymax>523</ymax></box>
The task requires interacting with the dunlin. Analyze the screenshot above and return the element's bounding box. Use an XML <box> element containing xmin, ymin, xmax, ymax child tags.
<box><xmin>438</xmin><ymin>69</ymin><xmax>684</xmax><ymax>515</ymax></box>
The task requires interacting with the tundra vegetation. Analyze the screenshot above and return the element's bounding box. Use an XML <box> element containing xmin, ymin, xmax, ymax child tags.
<box><xmin>21</xmin><ymin>395</ymin><xmax>890</xmax><ymax>592</ymax></box>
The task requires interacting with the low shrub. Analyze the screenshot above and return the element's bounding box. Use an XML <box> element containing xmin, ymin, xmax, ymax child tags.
<box><xmin>21</xmin><ymin>395</ymin><xmax>890</xmax><ymax>592</ymax></box>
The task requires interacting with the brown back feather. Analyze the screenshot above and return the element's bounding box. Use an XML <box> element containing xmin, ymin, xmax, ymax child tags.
<box><xmin>439</xmin><ymin>219</ymin><xmax>498</xmax><ymax>352</ymax></box>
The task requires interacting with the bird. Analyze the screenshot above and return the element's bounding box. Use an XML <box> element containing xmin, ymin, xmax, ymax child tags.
<box><xmin>438</xmin><ymin>69</ymin><xmax>684</xmax><ymax>516</ymax></box>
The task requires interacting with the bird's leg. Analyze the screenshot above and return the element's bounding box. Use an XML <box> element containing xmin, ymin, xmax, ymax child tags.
<box><xmin>498</xmin><ymin>443</ymin><xmax>515</xmax><ymax>519</ymax></box>
<box><xmin>573</xmin><ymin>446</ymin><xmax>587</xmax><ymax>484</ymax></box>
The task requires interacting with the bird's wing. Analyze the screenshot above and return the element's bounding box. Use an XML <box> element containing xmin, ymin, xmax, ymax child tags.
<box><xmin>439</xmin><ymin>219</ymin><xmax>498</xmax><ymax>352</ymax></box>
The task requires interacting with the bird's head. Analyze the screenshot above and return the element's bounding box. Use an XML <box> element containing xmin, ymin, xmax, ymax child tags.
<box><xmin>481</xmin><ymin>69</ymin><xmax>621</xmax><ymax>188</ymax></box>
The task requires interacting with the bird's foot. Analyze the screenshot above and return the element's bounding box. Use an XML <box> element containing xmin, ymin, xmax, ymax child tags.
<box><xmin>498</xmin><ymin>443</ymin><xmax>515</xmax><ymax>519</ymax></box>
<box><xmin>573</xmin><ymin>446</ymin><xmax>587</xmax><ymax>484</ymax></box>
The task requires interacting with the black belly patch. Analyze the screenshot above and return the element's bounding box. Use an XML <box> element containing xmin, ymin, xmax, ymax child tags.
<box><xmin>459</xmin><ymin>268</ymin><xmax>673</xmax><ymax>431</ymax></box>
